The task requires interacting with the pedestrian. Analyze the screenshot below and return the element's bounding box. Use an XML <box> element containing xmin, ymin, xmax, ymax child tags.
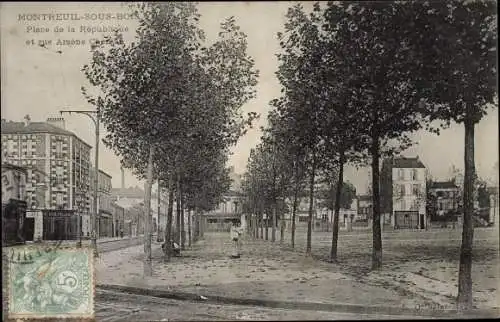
<box><xmin>120</xmin><ymin>228</ymin><xmax>124</xmax><ymax>238</ymax></box>
<box><xmin>172</xmin><ymin>239</ymin><xmax>181</xmax><ymax>256</ymax></box>
<box><xmin>230</xmin><ymin>220</ymin><xmax>242</xmax><ymax>258</ymax></box>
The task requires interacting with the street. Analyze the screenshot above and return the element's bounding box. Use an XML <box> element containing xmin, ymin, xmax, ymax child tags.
<box><xmin>96</xmin><ymin>236</ymin><xmax>144</xmax><ymax>253</ymax></box>
<box><xmin>96</xmin><ymin>289</ymin><xmax>428</xmax><ymax>321</ymax></box>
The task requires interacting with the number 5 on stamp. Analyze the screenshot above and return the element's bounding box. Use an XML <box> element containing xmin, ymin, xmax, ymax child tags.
<box><xmin>7</xmin><ymin>246</ymin><xmax>94</xmax><ymax>319</ymax></box>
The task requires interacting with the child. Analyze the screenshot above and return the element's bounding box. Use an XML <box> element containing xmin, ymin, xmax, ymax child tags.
<box><xmin>230</xmin><ymin>221</ymin><xmax>242</xmax><ymax>258</ymax></box>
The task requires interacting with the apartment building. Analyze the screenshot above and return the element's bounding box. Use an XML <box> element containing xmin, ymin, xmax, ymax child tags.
<box><xmin>380</xmin><ymin>156</ymin><xmax>427</xmax><ymax>229</ymax></box>
<box><xmin>1</xmin><ymin>116</ymin><xmax>92</xmax><ymax>240</ymax></box>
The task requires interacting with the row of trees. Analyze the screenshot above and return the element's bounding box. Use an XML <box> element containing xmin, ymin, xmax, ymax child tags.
<box><xmin>242</xmin><ymin>0</ymin><xmax>496</xmax><ymax>310</ymax></box>
<box><xmin>81</xmin><ymin>3</ymin><xmax>259</xmax><ymax>274</ymax></box>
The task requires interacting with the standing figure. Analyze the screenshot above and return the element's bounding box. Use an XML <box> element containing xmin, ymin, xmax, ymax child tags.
<box><xmin>230</xmin><ymin>221</ymin><xmax>242</xmax><ymax>258</ymax></box>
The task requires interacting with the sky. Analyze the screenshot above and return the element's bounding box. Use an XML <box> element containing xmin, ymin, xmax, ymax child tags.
<box><xmin>1</xmin><ymin>2</ymin><xmax>498</xmax><ymax>195</ymax></box>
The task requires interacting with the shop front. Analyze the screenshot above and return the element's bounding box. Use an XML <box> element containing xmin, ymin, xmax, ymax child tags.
<box><xmin>98</xmin><ymin>212</ymin><xmax>113</xmax><ymax>237</ymax></box>
<box><xmin>42</xmin><ymin>209</ymin><xmax>78</xmax><ymax>240</ymax></box>
<box><xmin>2</xmin><ymin>199</ymin><xmax>27</xmax><ymax>246</ymax></box>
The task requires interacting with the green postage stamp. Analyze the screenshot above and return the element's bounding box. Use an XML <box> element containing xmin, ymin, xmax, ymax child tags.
<box><xmin>6</xmin><ymin>244</ymin><xmax>94</xmax><ymax>319</ymax></box>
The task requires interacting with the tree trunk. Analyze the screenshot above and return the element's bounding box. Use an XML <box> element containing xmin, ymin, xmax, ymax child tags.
<box><xmin>246</xmin><ymin>214</ymin><xmax>251</xmax><ymax>236</ymax></box>
<box><xmin>291</xmin><ymin>162</ymin><xmax>300</xmax><ymax>249</ymax></box>
<box><xmin>180</xmin><ymin>193</ymin><xmax>185</xmax><ymax>250</ymax></box>
<box><xmin>143</xmin><ymin>145</ymin><xmax>154</xmax><ymax>276</ymax></box>
<box><xmin>457</xmin><ymin>119</ymin><xmax>475</xmax><ymax>310</ymax></box>
<box><xmin>306</xmin><ymin>153</ymin><xmax>316</xmax><ymax>255</ymax></box>
<box><xmin>371</xmin><ymin>136</ymin><xmax>382</xmax><ymax>270</ymax></box>
<box><xmin>256</xmin><ymin>214</ymin><xmax>259</xmax><ymax>238</ymax></box>
<box><xmin>176</xmin><ymin>175</ymin><xmax>181</xmax><ymax>247</ymax></box>
<box><xmin>272</xmin><ymin>206</ymin><xmax>277</xmax><ymax>242</ymax></box>
<box><xmin>252</xmin><ymin>214</ymin><xmax>256</xmax><ymax>238</ymax></box>
<box><xmin>331</xmin><ymin>149</ymin><xmax>345</xmax><ymax>262</ymax></box>
<box><xmin>280</xmin><ymin>209</ymin><xmax>285</xmax><ymax>244</ymax></box>
<box><xmin>188</xmin><ymin>208</ymin><xmax>192</xmax><ymax>247</ymax></box>
<box><xmin>259</xmin><ymin>213</ymin><xmax>264</xmax><ymax>239</ymax></box>
<box><xmin>199</xmin><ymin>212</ymin><xmax>204</xmax><ymax>238</ymax></box>
<box><xmin>265</xmin><ymin>211</ymin><xmax>269</xmax><ymax>240</ymax></box>
<box><xmin>157</xmin><ymin>180</ymin><xmax>161</xmax><ymax>239</ymax></box>
<box><xmin>164</xmin><ymin>176</ymin><xmax>174</xmax><ymax>261</ymax></box>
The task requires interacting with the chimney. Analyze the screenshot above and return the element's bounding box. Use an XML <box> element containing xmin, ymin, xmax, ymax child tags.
<box><xmin>46</xmin><ymin>117</ymin><xmax>65</xmax><ymax>129</ymax></box>
<box><xmin>120</xmin><ymin>166</ymin><xmax>125</xmax><ymax>189</ymax></box>
<box><xmin>23</xmin><ymin>114</ymin><xmax>31</xmax><ymax>126</ymax></box>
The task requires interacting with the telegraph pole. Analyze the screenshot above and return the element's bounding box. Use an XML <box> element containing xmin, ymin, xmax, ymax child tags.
<box><xmin>60</xmin><ymin>109</ymin><xmax>100</xmax><ymax>258</ymax></box>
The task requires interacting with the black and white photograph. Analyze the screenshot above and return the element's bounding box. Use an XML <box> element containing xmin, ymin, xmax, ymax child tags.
<box><xmin>1</xmin><ymin>1</ymin><xmax>498</xmax><ymax>320</ymax></box>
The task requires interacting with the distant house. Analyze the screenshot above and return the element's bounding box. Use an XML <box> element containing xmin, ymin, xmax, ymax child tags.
<box><xmin>488</xmin><ymin>186</ymin><xmax>499</xmax><ymax>226</ymax></box>
<box><xmin>380</xmin><ymin>156</ymin><xmax>427</xmax><ymax>229</ymax></box>
<box><xmin>428</xmin><ymin>181</ymin><xmax>461</xmax><ymax>220</ymax></box>
<box><xmin>205</xmin><ymin>167</ymin><xmax>244</xmax><ymax>231</ymax></box>
<box><xmin>357</xmin><ymin>195</ymin><xmax>372</xmax><ymax>221</ymax></box>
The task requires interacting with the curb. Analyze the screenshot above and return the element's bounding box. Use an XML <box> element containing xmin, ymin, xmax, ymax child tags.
<box><xmin>97</xmin><ymin>284</ymin><xmax>499</xmax><ymax>318</ymax></box>
<box><xmin>98</xmin><ymin>237</ymin><xmax>142</xmax><ymax>244</ymax></box>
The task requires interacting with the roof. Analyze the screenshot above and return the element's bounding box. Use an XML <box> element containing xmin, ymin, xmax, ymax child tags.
<box><xmin>111</xmin><ymin>202</ymin><xmax>124</xmax><ymax>210</ymax></box>
<box><xmin>430</xmin><ymin>181</ymin><xmax>459</xmax><ymax>190</ymax></box>
<box><xmin>98</xmin><ymin>169</ymin><xmax>112</xmax><ymax>179</ymax></box>
<box><xmin>1</xmin><ymin>120</ymin><xmax>92</xmax><ymax>148</ymax></box>
<box><xmin>391</xmin><ymin>157</ymin><xmax>426</xmax><ymax>169</ymax></box>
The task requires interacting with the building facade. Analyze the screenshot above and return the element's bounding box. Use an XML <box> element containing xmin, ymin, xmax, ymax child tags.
<box><xmin>381</xmin><ymin>156</ymin><xmax>427</xmax><ymax>229</ymax></box>
<box><xmin>92</xmin><ymin>169</ymin><xmax>113</xmax><ymax>237</ymax></box>
<box><xmin>206</xmin><ymin>190</ymin><xmax>244</xmax><ymax>231</ymax></box>
<box><xmin>357</xmin><ymin>195</ymin><xmax>372</xmax><ymax>221</ymax></box>
<box><xmin>111</xmin><ymin>186</ymin><xmax>168</xmax><ymax>236</ymax></box>
<box><xmin>428</xmin><ymin>181</ymin><xmax>461</xmax><ymax>219</ymax></box>
<box><xmin>2</xmin><ymin>116</ymin><xmax>92</xmax><ymax>240</ymax></box>
<box><xmin>112</xmin><ymin>202</ymin><xmax>126</xmax><ymax>237</ymax></box>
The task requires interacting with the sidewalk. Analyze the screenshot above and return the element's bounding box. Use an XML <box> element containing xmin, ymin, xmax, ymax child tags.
<box><xmin>95</xmin><ymin>233</ymin><xmax>497</xmax><ymax>318</ymax></box>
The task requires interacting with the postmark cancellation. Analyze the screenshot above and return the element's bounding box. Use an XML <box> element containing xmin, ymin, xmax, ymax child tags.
<box><xmin>6</xmin><ymin>245</ymin><xmax>94</xmax><ymax>320</ymax></box>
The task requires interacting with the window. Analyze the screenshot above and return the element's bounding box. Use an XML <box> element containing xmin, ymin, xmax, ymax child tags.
<box><xmin>55</xmin><ymin>141</ymin><xmax>63</xmax><ymax>158</ymax></box>
<box><xmin>7</xmin><ymin>140</ymin><xmax>15</xmax><ymax>155</ymax></box>
<box><xmin>412</xmin><ymin>169</ymin><xmax>418</xmax><ymax>180</ymax></box>
<box><xmin>400</xmin><ymin>199</ymin><xmax>406</xmax><ymax>210</ymax></box>
<box><xmin>56</xmin><ymin>193</ymin><xmax>64</xmax><ymax>207</ymax></box>
<box><xmin>15</xmin><ymin>173</ymin><xmax>26</xmax><ymax>200</ymax></box>
<box><xmin>412</xmin><ymin>184</ymin><xmax>421</xmax><ymax>196</ymax></box>
<box><xmin>55</xmin><ymin>166</ymin><xmax>64</xmax><ymax>185</ymax></box>
<box><xmin>36</xmin><ymin>136</ymin><xmax>45</xmax><ymax>156</ymax></box>
<box><xmin>26</xmin><ymin>139</ymin><xmax>33</xmax><ymax>157</ymax></box>
<box><xmin>398</xmin><ymin>169</ymin><xmax>404</xmax><ymax>180</ymax></box>
<box><xmin>400</xmin><ymin>184</ymin><xmax>406</xmax><ymax>196</ymax></box>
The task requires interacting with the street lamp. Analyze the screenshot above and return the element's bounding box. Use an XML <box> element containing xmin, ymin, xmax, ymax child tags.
<box><xmin>60</xmin><ymin>109</ymin><xmax>100</xmax><ymax>258</ymax></box>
